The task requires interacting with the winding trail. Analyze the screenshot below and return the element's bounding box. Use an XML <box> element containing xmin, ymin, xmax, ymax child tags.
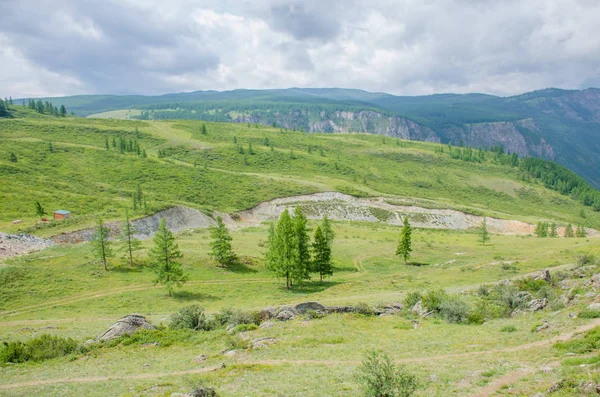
<box><xmin>0</xmin><ymin>319</ymin><xmax>597</xmax><ymax>390</ymax></box>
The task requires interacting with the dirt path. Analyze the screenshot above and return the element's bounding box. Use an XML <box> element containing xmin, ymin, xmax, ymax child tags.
<box><xmin>2</xmin><ymin>320</ymin><xmax>596</xmax><ymax>390</ymax></box>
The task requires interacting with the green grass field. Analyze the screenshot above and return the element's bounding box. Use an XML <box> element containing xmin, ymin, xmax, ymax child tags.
<box><xmin>1</xmin><ymin>109</ymin><xmax>600</xmax><ymax>396</ymax></box>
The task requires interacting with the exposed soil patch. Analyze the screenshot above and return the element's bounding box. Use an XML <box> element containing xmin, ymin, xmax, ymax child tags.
<box><xmin>0</xmin><ymin>232</ymin><xmax>54</xmax><ymax>261</ymax></box>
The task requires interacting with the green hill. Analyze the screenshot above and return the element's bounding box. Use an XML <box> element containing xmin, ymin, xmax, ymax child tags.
<box><xmin>1</xmin><ymin>106</ymin><xmax>598</xmax><ymax>234</ymax></box>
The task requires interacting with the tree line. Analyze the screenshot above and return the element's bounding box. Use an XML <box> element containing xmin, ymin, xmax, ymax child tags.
<box><xmin>26</xmin><ymin>99</ymin><xmax>68</xmax><ymax>117</ymax></box>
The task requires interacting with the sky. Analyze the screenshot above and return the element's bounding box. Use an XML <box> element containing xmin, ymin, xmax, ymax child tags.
<box><xmin>1</xmin><ymin>0</ymin><xmax>599</xmax><ymax>98</ymax></box>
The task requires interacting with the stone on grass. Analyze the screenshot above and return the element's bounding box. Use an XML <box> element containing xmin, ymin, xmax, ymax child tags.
<box><xmin>96</xmin><ymin>314</ymin><xmax>155</xmax><ymax>341</ymax></box>
<box><xmin>532</xmin><ymin>269</ymin><xmax>551</xmax><ymax>283</ymax></box>
<box><xmin>294</xmin><ymin>302</ymin><xmax>325</xmax><ymax>314</ymax></box>
<box><xmin>276</xmin><ymin>309</ymin><xmax>295</xmax><ymax>321</ymax></box>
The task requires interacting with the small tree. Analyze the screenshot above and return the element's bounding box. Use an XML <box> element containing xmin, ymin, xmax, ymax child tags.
<box><xmin>479</xmin><ymin>217</ymin><xmax>490</xmax><ymax>245</ymax></box>
<box><xmin>209</xmin><ymin>216</ymin><xmax>237</xmax><ymax>267</ymax></box>
<box><xmin>321</xmin><ymin>214</ymin><xmax>335</xmax><ymax>248</ymax></box>
<box><xmin>549</xmin><ymin>222</ymin><xmax>558</xmax><ymax>238</ymax></box>
<box><xmin>355</xmin><ymin>350</ymin><xmax>419</xmax><ymax>397</ymax></box>
<box><xmin>120</xmin><ymin>209</ymin><xmax>142</xmax><ymax>267</ymax></box>
<box><xmin>48</xmin><ymin>141</ymin><xmax>54</xmax><ymax>153</ymax></box>
<box><xmin>265</xmin><ymin>210</ymin><xmax>296</xmax><ymax>289</ymax></box>
<box><xmin>564</xmin><ymin>223</ymin><xmax>575</xmax><ymax>238</ymax></box>
<box><xmin>91</xmin><ymin>217</ymin><xmax>113</xmax><ymax>271</ymax></box>
<box><xmin>201</xmin><ymin>123</ymin><xmax>207</xmax><ymax>135</ymax></box>
<box><xmin>9</xmin><ymin>152</ymin><xmax>17</xmax><ymax>163</ymax></box>
<box><xmin>150</xmin><ymin>218</ymin><xmax>187</xmax><ymax>296</ymax></box>
<box><xmin>34</xmin><ymin>201</ymin><xmax>46</xmax><ymax>219</ymax></box>
<box><xmin>312</xmin><ymin>226</ymin><xmax>333</xmax><ymax>282</ymax></box>
<box><xmin>292</xmin><ymin>206</ymin><xmax>311</xmax><ymax>285</ymax></box>
<box><xmin>576</xmin><ymin>224</ymin><xmax>587</xmax><ymax>238</ymax></box>
<box><xmin>59</xmin><ymin>105</ymin><xmax>67</xmax><ymax>117</ymax></box>
<box><xmin>396</xmin><ymin>217</ymin><xmax>412</xmax><ymax>265</ymax></box>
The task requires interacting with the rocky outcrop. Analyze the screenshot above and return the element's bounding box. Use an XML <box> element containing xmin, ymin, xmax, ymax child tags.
<box><xmin>0</xmin><ymin>232</ymin><xmax>54</xmax><ymax>260</ymax></box>
<box><xmin>96</xmin><ymin>314</ymin><xmax>155</xmax><ymax>341</ymax></box>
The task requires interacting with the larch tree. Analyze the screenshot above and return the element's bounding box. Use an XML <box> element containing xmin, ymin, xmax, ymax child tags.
<box><xmin>265</xmin><ymin>209</ymin><xmax>297</xmax><ymax>289</ymax></box>
<box><xmin>120</xmin><ymin>209</ymin><xmax>142</xmax><ymax>267</ymax></box>
<box><xmin>292</xmin><ymin>206</ymin><xmax>311</xmax><ymax>285</ymax></box>
<box><xmin>479</xmin><ymin>217</ymin><xmax>490</xmax><ymax>245</ymax></box>
<box><xmin>150</xmin><ymin>218</ymin><xmax>187</xmax><ymax>296</ymax></box>
<box><xmin>321</xmin><ymin>214</ymin><xmax>335</xmax><ymax>248</ymax></box>
<box><xmin>312</xmin><ymin>226</ymin><xmax>333</xmax><ymax>282</ymax></box>
<box><xmin>34</xmin><ymin>201</ymin><xmax>46</xmax><ymax>219</ymax></box>
<box><xmin>209</xmin><ymin>216</ymin><xmax>237</xmax><ymax>267</ymax></box>
<box><xmin>564</xmin><ymin>223</ymin><xmax>575</xmax><ymax>238</ymax></box>
<box><xmin>396</xmin><ymin>217</ymin><xmax>412</xmax><ymax>265</ymax></box>
<box><xmin>59</xmin><ymin>105</ymin><xmax>67</xmax><ymax>117</ymax></box>
<box><xmin>576</xmin><ymin>225</ymin><xmax>587</xmax><ymax>238</ymax></box>
<box><xmin>549</xmin><ymin>223</ymin><xmax>558</xmax><ymax>238</ymax></box>
<box><xmin>92</xmin><ymin>217</ymin><xmax>113</xmax><ymax>271</ymax></box>
<box><xmin>201</xmin><ymin>123</ymin><xmax>207</xmax><ymax>135</ymax></box>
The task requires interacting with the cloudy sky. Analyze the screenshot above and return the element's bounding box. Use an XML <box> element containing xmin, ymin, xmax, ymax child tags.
<box><xmin>1</xmin><ymin>0</ymin><xmax>599</xmax><ymax>98</ymax></box>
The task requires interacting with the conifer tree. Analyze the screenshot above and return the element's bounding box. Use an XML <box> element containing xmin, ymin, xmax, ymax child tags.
<box><xmin>321</xmin><ymin>214</ymin><xmax>335</xmax><ymax>248</ymax></box>
<box><xmin>59</xmin><ymin>105</ymin><xmax>67</xmax><ymax>117</ymax></box>
<box><xmin>312</xmin><ymin>226</ymin><xmax>333</xmax><ymax>282</ymax></box>
<box><xmin>92</xmin><ymin>217</ymin><xmax>113</xmax><ymax>271</ymax></box>
<box><xmin>396</xmin><ymin>217</ymin><xmax>412</xmax><ymax>265</ymax></box>
<box><xmin>576</xmin><ymin>224</ymin><xmax>587</xmax><ymax>238</ymax></box>
<box><xmin>34</xmin><ymin>201</ymin><xmax>46</xmax><ymax>219</ymax></box>
<box><xmin>0</xmin><ymin>99</ymin><xmax>7</xmax><ymax>117</ymax></box>
<box><xmin>9</xmin><ymin>152</ymin><xmax>17</xmax><ymax>162</ymax></box>
<box><xmin>150</xmin><ymin>218</ymin><xmax>187</xmax><ymax>296</ymax></box>
<box><xmin>564</xmin><ymin>223</ymin><xmax>575</xmax><ymax>238</ymax></box>
<box><xmin>549</xmin><ymin>223</ymin><xmax>558</xmax><ymax>238</ymax></box>
<box><xmin>265</xmin><ymin>210</ymin><xmax>296</xmax><ymax>289</ymax></box>
<box><xmin>201</xmin><ymin>123</ymin><xmax>207</xmax><ymax>135</ymax></box>
<box><xmin>112</xmin><ymin>137</ymin><xmax>116</xmax><ymax>148</ymax></box>
<box><xmin>292</xmin><ymin>207</ymin><xmax>311</xmax><ymax>284</ymax></box>
<box><xmin>479</xmin><ymin>217</ymin><xmax>490</xmax><ymax>245</ymax></box>
<box><xmin>209</xmin><ymin>216</ymin><xmax>237</xmax><ymax>267</ymax></box>
<box><xmin>120</xmin><ymin>209</ymin><xmax>142</xmax><ymax>267</ymax></box>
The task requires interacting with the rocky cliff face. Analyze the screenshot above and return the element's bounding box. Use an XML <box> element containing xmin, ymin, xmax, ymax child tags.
<box><xmin>233</xmin><ymin>109</ymin><xmax>555</xmax><ymax>159</ymax></box>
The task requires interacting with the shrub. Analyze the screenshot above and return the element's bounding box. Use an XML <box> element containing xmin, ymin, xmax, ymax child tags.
<box><xmin>170</xmin><ymin>305</ymin><xmax>213</xmax><ymax>331</ymax></box>
<box><xmin>355</xmin><ymin>350</ymin><xmax>419</xmax><ymax>397</ymax></box>
<box><xmin>225</xmin><ymin>335</ymin><xmax>251</xmax><ymax>351</ymax></box>
<box><xmin>439</xmin><ymin>297</ymin><xmax>470</xmax><ymax>324</ymax></box>
<box><xmin>515</xmin><ymin>278</ymin><xmax>547</xmax><ymax>293</ymax></box>
<box><xmin>215</xmin><ymin>308</ymin><xmax>260</xmax><ymax>327</ymax></box>
<box><xmin>576</xmin><ymin>254</ymin><xmax>596</xmax><ymax>267</ymax></box>
<box><xmin>579</xmin><ymin>309</ymin><xmax>600</xmax><ymax>319</ymax></box>
<box><xmin>477</xmin><ymin>285</ymin><xmax>490</xmax><ymax>297</ymax></box>
<box><xmin>303</xmin><ymin>309</ymin><xmax>324</xmax><ymax>320</ymax></box>
<box><xmin>403</xmin><ymin>291</ymin><xmax>422</xmax><ymax>308</ymax></box>
<box><xmin>0</xmin><ymin>334</ymin><xmax>79</xmax><ymax>364</ymax></box>
<box><xmin>500</xmin><ymin>325</ymin><xmax>517</xmax><ymax>333</ymax></box>
<box><xmin>491</xmin><ymin>284</ymin><xmax>528</xmax><ymax>312</ymax></box>
<box><xmin>422</xmin><ymin>289</ymin><xmax>448</xmax><ymax>312</ymax></box>
<box><xmin>230</xmin><ymin>323</ymin><xmax>258</xmax><ymax>334</ymax></box>
<box><xmin>117</xmin><ymin>329</ymin><xmax>196</xmax><ymax>347</ymax></box>
<box><xmin>466</xmin><ymin>311</ymin><xmax>485</xmax><ymax>325</ymax></box>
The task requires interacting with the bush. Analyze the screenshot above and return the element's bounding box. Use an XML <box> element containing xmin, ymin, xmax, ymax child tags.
<box><xmin>303</xmin><ymin>309</ymin><xmax>324</xmax><ymax>320</ymax></box>
<box><xmin>215</xmin><ymin>308</ymin><xmax>260</xmax><ymax>327</ymax></box>
<box><xmin>576</xmin><ymin>254</ymin><xmax>596</xmax><ymax>267</ymax></box>
<box><xmin>116</xmin><ymin>329</ymin><xmax>197</xmax><ymax>348</ymax></box>
<box><xmin>403</xmin><ymin>291</ymin><xmax>422</xmax><ymax>308</ymax></box>
<box><xmin>500</xmin><ymin>325</ymin><xmax>517</xmax><ymax>333</ymax></box>
<box><xmin>515</xmin><ymin>278</ymin><xmax>547</xmax><ymax>293</ymax></box>
<box><xmin>466</xmin><ymin>311</ymin><xmax>485</xmax><ymax>325</ymax></box>
<box><xmin>170</xmin><ymin>305</ymin><xmax>214</xmax><ymax>331</ymax></box>
<box><xmin>355</xmin><ymin>350</ymin><xmax>419</xmax><ymax>397</ymax></box>
<box><xmin>0</xmin><ymin>334</ymin><xmax>79</xmax><ymax>364</ymax></box>
<box><xmin>491</xmin><ymin>284</ymin><xmax>528</xmax><ymax>312</ymax></box>
<box><xmin>230</xmin><ymin>323</ymin><xmax>258</xmax><ymax>334</ymax></box>
<box><xmin>422</xmin><ymin>289</ymin><xmax>448</xmax><ymax>312</ymax></box>
<box><xmin>439</xmin><ymin>297</ymin><xmax>470</xmax><ymax>324</ymax></box>
<box><xmin>477</xmin><ymin>285</ymin><xmax>490</xmax><ymax>296</ymax></box>
<box><xmin>554</xmin><ymin>327</ymin><xmax>600</xmax><ymax>354</ymax></box>
<box><xmin>579</xmin><ymin>309</ymin><xmax>600</xmax><ymax>319</ymax></box>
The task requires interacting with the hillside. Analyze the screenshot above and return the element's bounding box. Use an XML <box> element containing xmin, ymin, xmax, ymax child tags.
<box><xmin>1</xmin><ymin>106</ymin><xmax>599</xmax><ymax>235</ymax></box>
<box><xmin>30</xmin><ymin>87</ymin><xmax>600</xmax><ymax>189</ymax></box>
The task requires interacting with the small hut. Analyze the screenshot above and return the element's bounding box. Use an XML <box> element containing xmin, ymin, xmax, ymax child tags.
<box><xmin>53</xmin><ymin>210</ymin><xmax>71</xmax><ymax>220</ymax></box>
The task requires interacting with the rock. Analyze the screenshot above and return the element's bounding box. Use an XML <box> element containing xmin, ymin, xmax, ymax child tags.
<box><xmin>547</xmin><ymin>380</ymin><xmax>564</xmax><ymax>393</ymax></box>
<box><xmin>528</xmin><ymin>298</ymin><xmax>548</xmax><ymax>311</ymax></box>
<box><xmin>532</xmin><ymin>269</ymin><xmax>552</xmax><ymax>283</ymax></box>
<box><xmin>584</xmin><ymin>292</ymin><xmax>597</xmax><ymax>298</ymax></box>
<box><xmin>411</xmin><ymin>320</ymin><xmax>420</xmax><ymax>329</ymax></box>
<box><xmin>294</xmin><ymin>302</ymin><xmax>326</xmax><ymax>314</ymax></box>
<box><xmin>587</xmin><ymin>274</ymin><xmax>600</xmax><ymax>289</ymax></box>
<box><xmin>259</xmin><ymin>321</ymin><xmax>275</xmax><ymax>329</ymax></box>
<box><xmin>188</xmin><ymin>387</ymin><xmax>219</xmax><ymax>397</ymax></box>
<box><xmin>517</xmin><ymin>291</ymin><xmax>534</xmax><ymax>301</ymax></box>
<box><xmin>222</xmin><ymin>350</ymin><xmax>236</xmax><ymax>357</ymax></box>
<box><xmin>534</xmin><ymin>321</ymin><xmax>550</xmax><ymax>333</ymax></box>
<box><xmin>374</xmin><ymin>302</ymin><xmax>404</xmax><ymax>316</ymax></box>
<box><xmin>579</xmin><ymin>381</ymin><xmax>598</xmax><ymax>394</ymax></box>
<box><xmin>587</xmin><ymin>302</ymin><xmax>600</xmax><ymax>311</ymax></box>
<box><xmin>258</xmin><ymin>307</ymin><xmax>276</xmax><ymax>321</ymax></box>
<box><xmin>276</xmin><ymin>309</ymin><xmax>295</xmax><ymax>321</ymax></box>
<box><xmin>252</xmin><ymin>337</ymin><xmax>277</xmax><ymax>348</ymax></box>
<box><xmin>192</xmin><ymin>354</ymin><xmax>208</xmax><ymax>363</ymax></box>
<box><xmin>411</xmin><ymin>300</ymin><xmax>428</xmax><ymax>317</ymax></box>
<box><xmin>96</xmin><ymin>314</ymin><xmax>155</xmax><ymax>341</ymax></box>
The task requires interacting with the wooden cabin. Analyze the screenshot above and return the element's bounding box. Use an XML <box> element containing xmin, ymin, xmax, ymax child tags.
<box><xmin>53</xmin><ymin>210</ymin><xmax>71</xmax><ymax>220</ymax></box>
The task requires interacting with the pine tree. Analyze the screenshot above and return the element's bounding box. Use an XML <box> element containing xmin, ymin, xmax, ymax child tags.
<box><xmin>312</xmin><ymin>226</ymin><xmax>333</xmax><ymax>282</ymax></box>
<box><xmin>541</xmin><ymin>222</ymin><xmax>549</xmax><ymax>237</ymax></box>
<box><xmin>91</xmin><ymin>217</ymin><xmax>113</xmax><ymax>271</ymax></box>
<box><xmin>201</xmin><ymin>123</ymin><xmax>207</xmax><ymax>135</ymax></box>
<box><xmin>549</xmin><ymin>223</ymin><xmax>558</xmax><ymax>238</ymax></box>
<box><xmin>59</xmin><ymin>105</ymin><xmax>67</xmax><ymax>117</ymax></box>
<box><xmin>396</xmin><ymin>217</ymin><xmax>412</xmax><ymax>265</ymax></box>
<box><xmin>479</xmin><ymin>217</ymin><xmax>490</xmax><ymax>245</ymax></box>
<box><xmin>209</xmin><ymin>216</ymin><xmax>237</xmax><ymax>267</ymax></box>
<box><xmin>321</xmin><ymin>214</ymin><xmax>335</xmax><ymax>248</ymax></box>
<box><xmin>292</xmin><ymin>206</ymin><xmax>311</xmax><ymax>285</ymax></box>
<box><xmin>0</xmin><ymin>99</ymin><xmax>7</xmax><ymax>117</ymax></box>
<box><xmin>120</xmin><ymin>209</ymin><xmax>142</xmax><ymax>267</ymax></box>
<box><xmin>34</xmin><ymin>201</ymin><xmax>46</xmax><ymax>219</ymax></box>
<box><xmin>150</xmin><ymin>218</ymin><xmax>187</xmax><ymax>296</ymax></box>
<box><xmin>576</xmin><ymin>225</ymin><xmax>587</xmax><ymax>238</ymax></box>
<box><xmin>564</xmin><ymin>224</ymin><xmax>575</xmax><ymax>238</ymax></box>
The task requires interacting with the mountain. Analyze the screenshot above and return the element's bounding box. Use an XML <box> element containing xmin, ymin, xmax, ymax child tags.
<box><xmin>28</xmin><ymin>87</ymin><xmax>600</xmax><ymax>188</ymax></box>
